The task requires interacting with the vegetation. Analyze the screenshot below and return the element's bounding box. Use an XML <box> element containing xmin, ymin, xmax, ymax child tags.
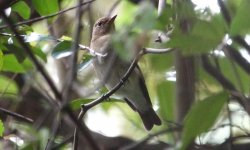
<box><xmin>0</xmin><ymin>0</ymin><xmax>250</xmax><ymax>149</ymax></box>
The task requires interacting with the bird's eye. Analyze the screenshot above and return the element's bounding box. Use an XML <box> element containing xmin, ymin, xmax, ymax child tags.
<box><xmin>96</xmin><ymin>22</ymin><xmax>102</xmax><ymax>27</ymax></box>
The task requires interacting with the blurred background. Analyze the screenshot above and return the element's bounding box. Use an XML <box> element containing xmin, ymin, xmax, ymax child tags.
<box><xmin>1</xmin><ymin>0</ymin><xmax>250</xmax><ymax>150</ymax></box>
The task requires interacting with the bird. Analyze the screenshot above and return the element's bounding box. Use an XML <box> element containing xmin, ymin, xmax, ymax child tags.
<box><xmin>90</xmin><ymin>15</ymin><xmax>161</xmax><ymax>130</ymax></box>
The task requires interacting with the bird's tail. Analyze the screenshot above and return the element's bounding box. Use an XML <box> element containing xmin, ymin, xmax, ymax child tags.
<box><xmin>138</xmin><ymin>108</ymin><xmax>162</xmax><ymax>130</ymax></box>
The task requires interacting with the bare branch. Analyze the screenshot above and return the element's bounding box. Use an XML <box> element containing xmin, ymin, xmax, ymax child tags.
<box><xmin>157</xmin><ymin>0</ymin><xmax>166</xmax><ymax>16</ymax></box>
<box><xmin>0</xmin><ymin>107</ymin><xmax>33</xmax><ymax>123</ymax></box>
<box><xmin>0</xmin><ymin>0</ymin><xmax>95</xmax><ymax>29</ymax></box>
<box><xmin>79</xmin><ymin>47</ymin><xmax>174</xmax><ymax>114</ymax></box>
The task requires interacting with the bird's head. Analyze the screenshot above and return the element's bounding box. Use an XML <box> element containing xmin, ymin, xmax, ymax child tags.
<box><xmin>92</xmin><ymin>15</ymin><xmax>117</xmax><ymax>38</ymax></box>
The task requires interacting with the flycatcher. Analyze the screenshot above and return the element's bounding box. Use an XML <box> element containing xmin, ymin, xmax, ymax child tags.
<box><xmin>90</xmin><ymin>15</ymin><xmax>161</xmax><ymax>130</ymax></box>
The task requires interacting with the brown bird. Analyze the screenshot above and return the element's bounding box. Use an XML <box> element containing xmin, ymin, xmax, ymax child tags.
<box><xmin>90</xmin><ymin>15</ymin><xmax>161</xmax><ymax>130</ymax></box>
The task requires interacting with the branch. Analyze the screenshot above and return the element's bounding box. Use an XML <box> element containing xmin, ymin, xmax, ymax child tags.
<box><xmin>0</xmin><ymin>7</ymin><xmax>100</xmax><ymax>150</ymax></box>
<box><xmin>63</xmin><ymin>106</ymin><xmax>100</xmax><ymax>150</ymax></box>
<box><xmin>0</xmin><ymin>11</ymin><xmax>61</xmax><ymax>105</ymax></box>
<box><xmin>0</xmin><ymin>107</ymin><xmax>33</xmax><ymax>123</ymax></box>
<box><xmin>79</xmin><ymin>44</ymin><xmax>107</xmax><ymax>57</ymax></box>
<box><xmin>201</xmin><ymin>55</ymin><xmax>250</xmax><ymax>115</ymax></box>
<box><xmin>80</xmin><ymin>48</ymin><xmax>174</xmax><ymax>114</ymax></box>
<box><xmin>0</xmin><ymin>0</ymin><xmax>95</xmax><ymax>29</ymax></box>
<box><xmin>217</xmin><ymin>0</ymin><xmax>231</xmax><ymax>24</ymax></box>
<box><xmin>223</xmin><ymin>45</ymin><xmax>250</xmax><ymax>75</ymax></box>
<box><xmin>157</xmin><ymin>0</ymin><xmax>166</xmax><ymax>16</ymax></box>
<box><xmin>217</xmin><ymin>0</ymin><xmax>250</xmax><ymax>54</ymax></box>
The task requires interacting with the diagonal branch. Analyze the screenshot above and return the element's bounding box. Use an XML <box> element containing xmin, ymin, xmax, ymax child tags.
<box><xmin>223</xmin><ymin>45</ymin><xmax>250</xmax><ymax>75</ymax></box>
<box><xmin>80</xmin><ymin>48</ymin><xmax>173</xmax><ymax>114</ymax></box>
<box><xmin>217</xmin><ymin>0</ymin><xmax>250</xmax><ymax>54</ymax></box>
<box><xmin>201</xmin><ymin>55</ymin><xmax>250</xmax><ymax>115</ymax></box>
<box><xmin>0</xmin><ymin>107</ymin><xmax>33</xmax><ymax>123</ymax></box>
<box><xmin>0</xmin><ymin>0</ymin><xmax>95</xmax><ymax>29</ymax></box>
<box><xmin>0</xmin><ymin>10</ymin><xmax>61</xmax><ymax>104</ymax></box>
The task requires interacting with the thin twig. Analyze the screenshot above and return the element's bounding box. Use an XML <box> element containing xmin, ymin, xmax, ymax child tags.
<box><xmin>73</xmin><ymin>108</ymin><xmax>85</xmax><ymax>149</ymax></box>
<box><xmin>62</xmin><ymin>0</ymin><xmax>85</xmax><ymax>105</ymax></box>
<box><xmin>45</xmin><ymin>112</ymin><xmax>61</xmax><ymax>150</ymax></box>
<box><xmin>79</xmin><ymin>44</ymin><xmax>107</xmax><ymax>57</ymax></box>
<box><xmin>0</xmin><ymin>107</ymin><xmax>33</xmax><ymax>123</ymax></box>
<box><xmin>0</xmin><ymin>8</ymin><xmax>100</xmax><ymax>150</ymax></box>
<box><xmin>80</xmin><ymin>48</ymin><xmax>174</xmax><ymax>114</ymax></box>
<box><xmin>63</xmin><ymin>106</ymin><xmax>100</xmax><ymax>150</ymax></box>
<box><xmin>0</xmin><ymin>0</ymin><xmax>95</xmax><ymax>29</ymax></box>
<box><xmin>0</xmin><ymin>11</ymin><xmax>61</xmax><ymax>104</ymax></box>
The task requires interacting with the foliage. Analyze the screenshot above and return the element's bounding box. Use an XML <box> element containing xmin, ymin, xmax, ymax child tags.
<box><xmin>0</xmin><ymin>0</ymin><xmax>250</xmax><ymax>149</ymax></box>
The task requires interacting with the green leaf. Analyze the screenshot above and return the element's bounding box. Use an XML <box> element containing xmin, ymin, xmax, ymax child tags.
<box><xmin>70</xmin><ymin>98</ymin><xmax>94</xmax><ymax>110</ymax></box>
<box><xmin>0</xmin><ymin>75</ymin><xmax>19</xmax><ymax>97</ymax></box>
<box><xmin>0</xmin><ymin>50</ymin><xmax>3</xmax><ymax>70</ymax></box>
<box><xmin>0</xmin><ymin>119</ymin><xmax>4</xmax><ymax>137</ymax></box>
<box><xmin>157</xmin><ymin>81</ymin><xmax>175</xmax><ymax>121</ymax></box>
<box><xmin>52</xmin><ymin>40</ymin><xmax>72</xmax><ymax>59</ymax></box>
<box><xmin>230</xmin><ymin>0</ymin><xmax>250</xmax><ymax>36</ymax></box>
<box><xmin>167</xmin><ymin>15</ymin><xmax>226</xmax><ymax>54</ymax></box>
<box><xmin>149</xmin><ymin>52</ymin><xmax>174</xmax><ymax>72</ymax></box>
<box><xmin>32</xmin><ymin>46</ymin><xmax>47</xmax><ymax>62</ymax></box>
<box><xmin>116</xmin><ymin>0</ymin><xmax>137</xmax><ymax>29</ymax></box>
<box><xmin>32</xmin><ymin>0</ymin><xmax>59</xmax><ymax>16</ymax></box>
<box><xmin>12</xmin><ymin>1</ymin><xmax>30</xmax><ymax>19</ymax></box>
<box><xmin>2</xmin><ymin>54</ymin><xmax>30</xmax><ymax>73</ymax></box>
<box><xmin>181</xmin><ymin>91</ymin><xmax>228</xmax><ymax>150</ymax></box>
<box><xmin>134</xmin><ymin>1</ymin><xmax>157</xmax><ymax>31</ymax></box>
<box><xmin>155</xmin><ymin>5</ymin><xmax>173</xmax><ymax>30</ymax></box>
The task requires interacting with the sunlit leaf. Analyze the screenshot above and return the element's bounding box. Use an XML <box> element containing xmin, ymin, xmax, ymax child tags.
<box><xmin>0</xmin><ymin>50</ymin><xmax>3</xmax><ymax>70</ymax></box>
<box><xmin>12</xmin><ymin>1</ymin><xmax>30</xmax><ymax>19</ymax></box>
<box><xmin>52</xmin><ymin>40</ymin><xmax>72</xmax><ymax>59</ymax></box>
<box><xmin>2</xmin><ymin>54</ymin><xmax>32</xmax><ymax>73</ymax></box>
<box><xmin>230</xmin><ymin>0</ymin><xmax>250</xmax><ymax>36</ymax></box>
<box><xmin>0</xmin><ymin>119</ymin><xmax>4</xmax><ymax>137</ymax></box>
<box><xmin>32</xmin><ymin>0</ymin><xmax>59</xmax><ymax>16</ymax></box>
<box><xmin>181</xmin><ymin>91</ymin><xmax>228</xmax><ymax>150</ymax></box>
<box><xmin>0</xmin><ymin>75</ymin><xmax>19</xmax><ymax>97</ymax></box>
<box><xmin>116</xmin><ymin>0</ymin><xmax>137</xmax><ymax>29</ymax></box>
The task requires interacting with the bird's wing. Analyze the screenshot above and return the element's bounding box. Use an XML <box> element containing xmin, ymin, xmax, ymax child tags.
<box><xmin>135</xmin><ymin>64</ymin><xmax>153</xmax><ymax>106</ymax></box>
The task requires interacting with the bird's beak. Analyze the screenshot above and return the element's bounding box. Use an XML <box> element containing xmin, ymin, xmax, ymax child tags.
<box><xmin>109</xmin><ymin>15</ymin><xmax>117</xmax><ymax>23</ymax></box>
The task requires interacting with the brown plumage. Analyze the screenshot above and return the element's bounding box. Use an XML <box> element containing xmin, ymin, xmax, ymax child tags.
<box><xmin>90</xmin><ymin>15</ymin><xmax>161</xmax><ymax>130</ymax></box>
